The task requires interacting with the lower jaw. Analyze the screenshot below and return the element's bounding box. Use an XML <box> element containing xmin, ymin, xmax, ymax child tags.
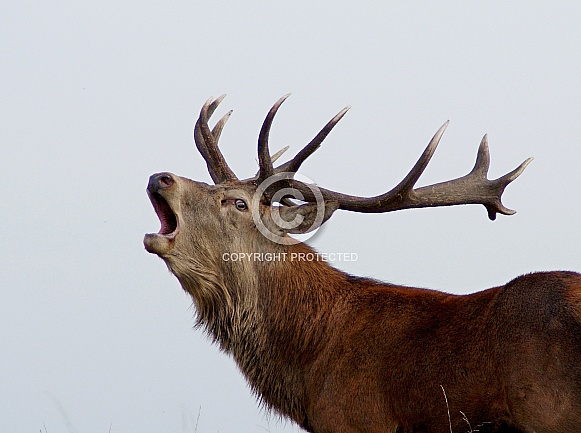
<box><xmin>144</xmin><ymin>233</ymin><xmax>174</xmax><ymax>255</ymax></box>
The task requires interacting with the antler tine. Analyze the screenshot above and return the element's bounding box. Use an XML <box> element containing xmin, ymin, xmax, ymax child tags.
<box><xmin>276</xmin><ymin>106</ymin><xmax>351</xmax><ymax>174</ymax></box>
<box><xmin>287</xmin><ymin>124</ymin><xmax>532</xmax><ymax>219</ymax></box>
<box><xmin>257</xmin><ymin>94</ymin><xmax>291</xmax><ymax>183</ymax></box>
<box><xmin>270</xmin><ymin>146</ymin><xmax>290</xmax><ymax>164</ymax></box>
<box><xmin>211</xmin><ymin>109</ymin><xmax>233</xmax><ymax>144</ymax></box>
<box><xmin>194</xmin><ymin>95</ymin><xmax>238</xmax><ymax>184</ymax></box>
<box><xmin>471</xmin><ymin>134</ymin><xmax>492</xmax><ymax>177</ymax></box>
<box><xmin>386</xmin><ymin>121</ymin><xmax>449</xmax><ymax>197</ymax></box>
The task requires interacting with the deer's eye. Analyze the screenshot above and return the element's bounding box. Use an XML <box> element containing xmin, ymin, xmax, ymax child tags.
<box><xmin>234</xmin><ymin>199</ymin><xmax>247</xmax><ymax>211</ymax></box>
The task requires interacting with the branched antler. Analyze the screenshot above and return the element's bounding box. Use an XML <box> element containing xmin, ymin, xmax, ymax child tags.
<box><xmin>285</xmin><ymin>125</ymin><xmax>533</xmax><ymax>220</ymax></box>
<box><xmin>194</xmin><ymin>95</ymin><xmax>532</xmax><ymax>220</ymax></box>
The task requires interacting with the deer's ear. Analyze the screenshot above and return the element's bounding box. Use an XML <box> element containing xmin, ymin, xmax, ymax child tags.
<box><xmin>275</xmin><ymin>201</ymin><xmax>339</xmax><ymax>234</ymax></box>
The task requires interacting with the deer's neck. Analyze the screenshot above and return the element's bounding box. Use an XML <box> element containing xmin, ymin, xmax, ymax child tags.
<box><xmin>189</xmin><ymin>242</ymin><xmax>350</xmax><ymax>424</ymax></box>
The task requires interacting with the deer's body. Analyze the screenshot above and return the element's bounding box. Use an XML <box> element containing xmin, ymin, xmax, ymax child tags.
<box><xmin>144</xmin><ymin>96</ymin><xmax>581</xmax><ymax>432</ymax></box>
<box><xmin>174</xmin><ymin>237</ymin><xmax>581</xmax><ymax>433</ymax></box>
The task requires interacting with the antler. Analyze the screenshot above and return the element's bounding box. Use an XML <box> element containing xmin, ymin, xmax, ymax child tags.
<box><xmin>195</xmin><ymin>95</ymin><xmax>296</xmax><ymax>185</ymax></box>
<box><xmin>289</xmin><ymin>127</ymin><xmax>532</xmax><ymax>219</ymax></box>
<box><xmin>257</xmin><ymin>95</ymin><xmax>351</xmax><ymax>182</ymax></box>
<box><xmin>194</xmin><ymin>95</ymin><xmax>238</xmax><ymax>183</ymax></box>
<box><xmin>255</xmin><ymin>97</ymin><xmax>532</xmax><ymax>220</ymax></box>
<box><xmin>194</xmin><ymin>95</ymin><xmax>532</xmax><ymax>220</ymax></box>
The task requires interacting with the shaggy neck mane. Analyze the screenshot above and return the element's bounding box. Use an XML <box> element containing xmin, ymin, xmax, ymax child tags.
<box><xmin>175</xmin><ymin>241</ymin><xmax>352</xmax><ymax>424</ymax></box>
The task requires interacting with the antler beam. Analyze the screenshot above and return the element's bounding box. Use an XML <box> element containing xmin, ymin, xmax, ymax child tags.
<box><xmin>284</xmin><ymin>124</ymin><xmax>533</xmax><ymax>220</ymax></box>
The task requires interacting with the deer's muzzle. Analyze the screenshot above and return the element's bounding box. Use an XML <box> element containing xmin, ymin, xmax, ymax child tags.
<box><xmin>144</xmin><ymin>172</ymin><xmax>179</xmax><ymax>255</ymax></box>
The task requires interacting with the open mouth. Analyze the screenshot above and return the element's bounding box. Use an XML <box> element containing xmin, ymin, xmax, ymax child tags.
<box><xmin>148</xmin><ymin>191</ymin><xmax>178</xmax><ymax>237</ymax></box>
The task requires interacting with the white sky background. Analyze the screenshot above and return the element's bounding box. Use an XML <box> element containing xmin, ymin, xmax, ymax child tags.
<box><xmin>1</xmin><ymin>2</ymin><xmax>580</xmax><ymax>432</ymax></box>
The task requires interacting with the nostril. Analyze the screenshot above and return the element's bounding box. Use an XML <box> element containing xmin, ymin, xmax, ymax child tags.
<box><xmin>159</xmin><ymin>174</ymin><xmax>174</xmax><ymax>188</ymax></box>
<box><xmin>148</xmin><ymin>173</ymin><xmax>175</xmax><ymax>193</ymax></box>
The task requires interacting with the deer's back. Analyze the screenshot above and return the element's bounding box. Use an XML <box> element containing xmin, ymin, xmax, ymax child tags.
<box><xmin>306</xmin><ymin>271</ymin><xmax>581</xmax><ymax>432</ymax></box>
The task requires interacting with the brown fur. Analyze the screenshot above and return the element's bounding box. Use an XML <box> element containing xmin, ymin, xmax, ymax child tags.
<box><xmin>145</xmin><ymin>175</ymin><xmax>581</xmax><ymax>433</ymax></box>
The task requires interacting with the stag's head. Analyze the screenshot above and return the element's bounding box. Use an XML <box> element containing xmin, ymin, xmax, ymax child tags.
<box><xmin>143</xmin><ymin>95</ymin><xmax>342</xmax><ymax>263</ymax></box>
<box><xmin>144</xmin><ymin>95</ymin><xmax>532</xmax><ymax>297</ymax></box>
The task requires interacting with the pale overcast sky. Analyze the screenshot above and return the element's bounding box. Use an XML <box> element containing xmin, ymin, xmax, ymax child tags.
<box><xmin>2</xmin><ymin>2</ymin><xmax>580</xmax><ymax>432</ymax></box>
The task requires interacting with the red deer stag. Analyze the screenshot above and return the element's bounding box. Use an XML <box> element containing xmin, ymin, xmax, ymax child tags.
<box><xmin>144</xmin><ymin>95</ymin><xmax>581</xmax><ymax>433</ymax></box>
